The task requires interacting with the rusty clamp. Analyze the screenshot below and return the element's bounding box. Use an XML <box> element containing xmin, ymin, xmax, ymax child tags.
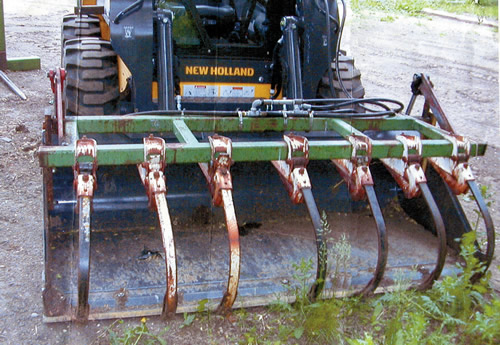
<box><xmin>138</xmin><ymin>135</ymin><xmax>178</xmax><ymax>317</ymax></box>
<box><xmin>429</xmin><ymin>134</ymin><xmax>473</xmax><ymax>195</ymax></box>
<box><xmin>74</xmin><ymin>137</ymin><xmax>97</xmax><ymax>203</ymax></box>
<box><xmin>139</xmin><ymin>135</ymin><xmax>167</xmax><ymax>208</ymax></box>
<box><xmin>273</xmin><ymin>134</ymin><xmax>311</xmax><ymax>204</ymax></box>
<box><xmin>332</xmin><ymin>135</ymin><xmax>373</xmax><ymax>201</ymax></box>
<box><xmin>382</xmin><ymin>135</ymin><xmax>426</xmax><ymax>199</ymax></box>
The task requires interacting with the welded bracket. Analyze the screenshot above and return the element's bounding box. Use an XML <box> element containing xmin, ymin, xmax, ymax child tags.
<box><xmin>199</xmin><ymin>135</ymin><xmax>240</xmax><ymax>314</ymax></box>
<box><xmin>272</xmin><ymin>134</ymin><xmax>326</xmax><ymax>300</ymax></box>
<box><xmin>332</xmin><ymin>135</ymin><xmax>387</xmax><ymax>295</ymax></box>
<box><xmin>406</xmin><ymin>74</ymin><xmax>454</xmax><ymax>132</ymax></box>
<box><xmin>332</xmin><ymin>135</ymin><xmax>373</xmax><ymax>201</ymax></box>
<box><xmin>138</xmin><ymin>135</ymin><xmax>178</xmax><ymax>317</ymax></box>
<box><xmin>48</xmin><ymin>68</ymin><xmax>66</xmax><ymax>144</ymax></box>
<box><xmin>381</xmin><ymin>135</ymin><xmax>447</xmax><ymax>289</ymax></box>
<box><xmin>272</xmin><ymin>134</ymin><xmax>311</xmax><ymax>204</ymax></box>
<box><xmin>73</xmin><ymin>136</ymin><xmax>97</xmax><ymax>321</ymax></box>
<box><xmin>382</xmin><ymin>135</ymin><xmax>426</xmax><ymax>199</ymax></box>
<box><xmin>429</xmin><ymin>134</ymin><xmax>473</xmax><ymax>195</ymax></box>
<box><xmin>429</xmin><ymin>134</ymin><xmax>495</xmax><ymax>276</ymax></box>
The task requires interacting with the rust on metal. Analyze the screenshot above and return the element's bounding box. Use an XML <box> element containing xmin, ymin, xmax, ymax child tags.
<box><xmin>381</xmin><ymin>135</ymin><xmax>426</xmax><ymax>199</ymax></box>
<box><xmin>428</xmin><ymin>134</ymin><xmax>495</xmax><ymax>279</ymax></box>
<box><xmin>381</xmin><ymin>135</ymin><xmax>447</xmax><ymax>289</ymax></box>
<box><xmin>429</xmin><ymin>134</ymin><xmax>473</xmax><ymax>195</ymax></box>
<box><xmin>414</xmin><ymin>74</ymin><xmax>454</xmax><ymax>132</ymax></box>
<box><xmin>139</xmin><ymin>135</ymin><xmax>178</xmax><ymax>317</ymax></box>
<box><xmin>272</xmin><ymin>134</ymin><xmax>328</xmax><ymax>300</ymax></box>
<box><xmin>272</xmin><ymin>134</ymin><xmax>311</xmax><ymax>204</ymax></box>
<box><xmin>332</xmin><ymin>135</ymin><xmax>388</xmax><ymax>295</ymax></box>
<box><xmin>73</xmin><ymin>137</ymin><xmax>98</xmax><ymax>321</ymax></box>
<box><xmin>332</xmin><ymin>135</ymin><xmax>373</xmax><ymax>201</ymax></box>
<box><xmin>48</xmin><ymin>68</ymin><xmax>66</xmax><ymax>143</ymax></box>
<box><xmin>199</xmin><ymin>135</ymin><xmax>241</xmax><ymax>314</ymax></box>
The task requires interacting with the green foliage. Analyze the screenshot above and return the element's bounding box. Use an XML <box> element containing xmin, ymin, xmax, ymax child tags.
<box><xmin>179</xmin><ymin>312</ymin><xmax>195</xmax><ymax>329</ymax></box>
<box><xmin>351</xmin><ymin>0</ymin><xmax>428</xmax><ymax>16</ymax></box>
<box><xmin>351</xmin><ymin>0</ymin><xmax>498</xmax><ymax>20</ymax></box>
<box><xmin>108</xmin><ymin>318</ymin><xmax>169</xmax><ymax>345</ymax></box>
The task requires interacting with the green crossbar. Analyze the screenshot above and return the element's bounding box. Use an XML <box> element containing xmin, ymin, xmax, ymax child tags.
<box><xmin>39</xmin><ymin>115</ymin><xmax>486</xmax><ymax>168</ymax></box>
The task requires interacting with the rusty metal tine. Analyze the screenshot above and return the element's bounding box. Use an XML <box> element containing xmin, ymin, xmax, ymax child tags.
<box><xmin>154</xmin><ymin>193</ymin><xmax>178</xmax><ymax>316</ymax></box>
<box><xmin>467</xmin><ymin>180</ymin><xmax>495</xmax><ymax>282</ymax></box>
<box><xmin>359</xmin><ymin>185</ymin><xmax>388</xmax><ymax>295</ymax></box>
<box><xmin>417</xmin><ymin>182</ymin><xmax>447</xmax><ymax>290</ymax></box>
<box><xmin>302</xmin><ymin>188</ymin><xmax>327</xmax><ymax>300</ymax></box>
<box><xmin>76</xmin><ymin>195</ymin><xmax>91</xmax><ymax>321</ymax></box>
<box><xmin>139</xmin><ymin>135</ymin><xmax>178</xmax><ymax>316</ymax></box>
<box><xmin>217</xmin><ymin>189</ymin><xmax>241</xmax><ymax>314</ymax></box>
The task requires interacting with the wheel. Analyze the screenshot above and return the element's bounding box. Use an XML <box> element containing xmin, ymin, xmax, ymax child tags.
<box><xmin>317</xmin><ymin>54</ymin><xmax>365</xmax><ymax>99</ymax></box>
<box><xmin>63</xmin><ymin>38</ymin><xmax>119</xmax><ymax>115</ymax></box>
<box><xmin>61</xmin><ymin>14</ymin><xmax>101</xmax><ymax>62</ymax></box>
<box><xmin>62</xmin><ymin>14</ymin><xmax>101</xmax><ymax>46</ymax></box>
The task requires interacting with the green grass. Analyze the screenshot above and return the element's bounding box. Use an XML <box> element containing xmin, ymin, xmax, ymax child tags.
<box><xmin>102</xmin><ymin>229</ymin><xmax>499</xmax><ymax>345</ymax></box>
<box><xmin>351</xmin><ymin>0</ymin><xmax>499</xmax><ymax>20</ymax></box>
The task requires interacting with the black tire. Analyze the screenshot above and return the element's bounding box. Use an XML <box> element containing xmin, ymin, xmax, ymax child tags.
<box><xmin>317</xmin><ymin>54</ymin><xmax>365</xmax><ymax>99</ymax></box>
<box><xmin>63</xmin><ymin>38</ymin><xmax>119</xmax><ymax>115</ymax></box>
<box><xmin>61</xmin><ymin>14</ymin><xmax>101</xmax><ymax>47</ymax></box>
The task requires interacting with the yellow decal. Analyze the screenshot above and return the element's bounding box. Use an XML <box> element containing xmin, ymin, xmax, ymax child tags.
<box><xmin>185</xmin><ymin>66</ymin><xmax>255</xmax><ymax>77</ymax></box>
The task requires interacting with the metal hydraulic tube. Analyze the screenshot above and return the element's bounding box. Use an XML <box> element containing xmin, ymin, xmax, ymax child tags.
<box><xmin>157</xmin><ymin>9</ymin><xmax>176</xmax><ymax>110</ymax></box>
<box><xmin>281</xmin><ymin>16</ymin><xmax>303</xmax><ymax>99</ymax></box>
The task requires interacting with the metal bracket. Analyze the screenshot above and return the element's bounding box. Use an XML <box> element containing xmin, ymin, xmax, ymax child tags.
<box><xmin>406</xmin><ymin>74</ymin><xmax>454</xmax><ymax>132</ymax></box>
<box><xmin>207</xmin><ymin>135</ymin><xmax>234</xmax><ymax>207</ymax></box>
<box><xmin>272</xmin><ymin>134</ymin><xmax>311</xmax><ymax>204</ymax></box>
<box><xmin>138</xmin><ymin>135</ymin><xmax>167</xmax><ymax>208</ymax></box>
<box><xmin>332</xmin><ymin>135</ymin><xmax>373</xmax><ymax>201</ymax></box>
<box><xmin>382</xmin><ymin>135</ymin><xmax>426</xmax><ymax>199</ymax></box>
<box><xmin>429</xmin><ymin>134</ymin><xmax>474</xmax><ymax>195</ymax></box>
<box><xmin>48</xmin><ymin>68</ymin><xmax>66</xmax><ymax>144</ymax></box>
<box><xmin>74</xmin><ymin>137</ymin><xmax>97</xmax><ymax>200</ymax></box>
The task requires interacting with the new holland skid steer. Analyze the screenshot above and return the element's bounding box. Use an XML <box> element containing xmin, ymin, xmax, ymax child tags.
<box><xmin>39</xmin><ymin>0</ymin><xmax>495</xmax><ymax>322</ymax></box>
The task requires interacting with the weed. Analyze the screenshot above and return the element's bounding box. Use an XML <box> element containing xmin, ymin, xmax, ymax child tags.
<box><xmin>108</xmin><ymin>318</ymin><xmax>169</xmax><ymax>345</ymax></box>
<box><xmin>179</xmin><ymin>312</ymin><xmax>195</xmax><ymax>329</ymax></box>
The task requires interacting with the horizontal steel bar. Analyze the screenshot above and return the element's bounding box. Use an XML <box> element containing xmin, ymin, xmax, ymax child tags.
<box><xmin>39</xmin><ymin>138</ymin><xmax>462</xmax><ymax>167</ymax></box>
<box><xmin>72</xmin><ymin>115</ymin><xmax>429</xmax><ymax>134</ymax></box>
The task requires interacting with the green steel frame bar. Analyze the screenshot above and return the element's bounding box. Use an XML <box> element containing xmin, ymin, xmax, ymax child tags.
<box><xmin>39</xmin><ymin>115</ymin><xmax>487</xmax><ymax>168</ymax></box>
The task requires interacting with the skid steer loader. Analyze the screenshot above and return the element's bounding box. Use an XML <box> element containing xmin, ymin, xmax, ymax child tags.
<box><xmin>39</xmin><ymin>0</ymin><xmax>495</xmax><ymax>322</ymax></box>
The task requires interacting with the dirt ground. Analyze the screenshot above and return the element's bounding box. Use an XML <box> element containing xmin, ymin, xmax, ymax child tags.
<box><xmin>0</xmin><ymin>1</ymin><xmax>498</xmax><ymax>344</ymax></box>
